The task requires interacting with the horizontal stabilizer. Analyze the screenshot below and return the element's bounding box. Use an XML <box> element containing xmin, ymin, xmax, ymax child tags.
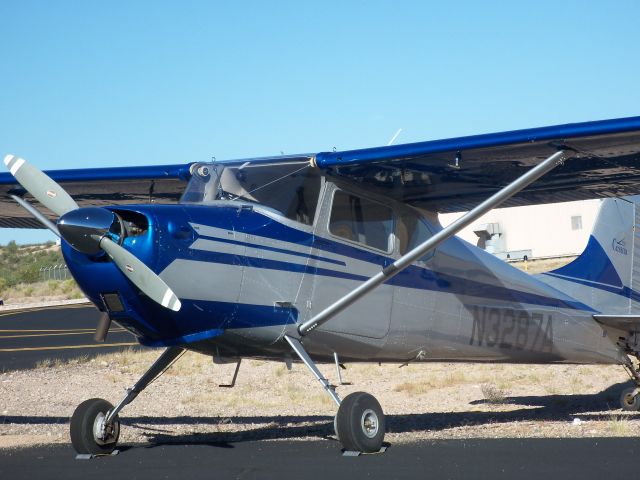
<box><xmin>594</xmin><ymin>314</ymin><xmax>640</xmax><ymax>355</ymax></box>
<box><xmin>594</xmin><ymin>314</ymin><xmax>640</xmax><ymax>332</ymax></box>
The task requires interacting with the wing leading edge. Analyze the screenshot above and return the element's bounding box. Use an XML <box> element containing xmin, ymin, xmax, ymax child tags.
<box><xmin>2</xmin><ymin>116</ymin><xmax>640</xmax><ymax>228</ymax></box>
<box><xmin>0</xmin><ymin>163</ymin><xmax>192</xmax><ymax>228</ymax></box>
<box><xmin>313</xmin><ymin>116</ymin><xmax>640</xmax><ymax>213</ymax></box>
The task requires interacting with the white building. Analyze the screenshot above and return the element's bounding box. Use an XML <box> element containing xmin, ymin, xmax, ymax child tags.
<box><xmin>439</xmin><ymin>199</ymin><xmax>601</xmax><ymax>260</ymax></box>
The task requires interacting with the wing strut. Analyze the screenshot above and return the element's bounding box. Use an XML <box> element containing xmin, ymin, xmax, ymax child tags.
<box><xmin>9</xmin><ymin>194</ymin><xmax>60</xmax><ymax>236</ymax></box>
<box><xmin>298</xmin><ymin>150</ymin><xmax>567</xmax><ymax>336</ymax></box>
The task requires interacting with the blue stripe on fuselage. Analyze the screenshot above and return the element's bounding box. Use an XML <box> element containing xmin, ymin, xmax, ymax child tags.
<box><xmin>185</xmin><ymin>247</ymin><xmax>593</xmax><ymax>312</ymax></box>
<box><xmin>542</xmin><ymin>271</ymin><xmax>640</xmax><ymax>303</ymax></box>
<box><xmin>196</xmin><ymin>232</ymin><xmax>347</xmax><ymax>266</ymax></box>
<box><xmin>165</xmin><ymin>207</ymin><xmax>594</xmax><ymax>313</ymax></box>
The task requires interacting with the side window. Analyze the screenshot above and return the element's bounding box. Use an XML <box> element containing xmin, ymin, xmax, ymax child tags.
<box><xmin>397</xmin><ymin>211</ymin><xmax>434</xmax><ymax>261</ymax></box>
<box><xmin>329</xmin><ymin>190</ymin><xmax>394</xmax><ymax>252</ymax></box>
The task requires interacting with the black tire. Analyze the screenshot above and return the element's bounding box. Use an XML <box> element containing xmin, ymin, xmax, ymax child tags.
<box><xmin>335</xmin><ymin>392</ymin><xmax>385</xmax><ymax>453</ymax></box>
<box><xmin>70</xmin><ymin>398</ymin><xmax>120</xmax><ymax>455</ymax></box>
<box><xmin>620</xmin><ymin>387</ymin><xmax>640</xmax><ymax>411</ymax></box>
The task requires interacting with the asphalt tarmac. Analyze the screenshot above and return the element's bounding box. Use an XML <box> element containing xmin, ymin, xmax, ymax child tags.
<box><xmin>2</xmin><ymin>305</ymin><xmax>639</xmax><ymax>479</ymax></box>
<box><xmin>1</xmin><ymin>437</ymin><xmax>639</xmax><ymax>480</ymax></box>
<box><xmin>0</xmin><ymin>303</ymin><xmax>141</xmax><ymax>370</ymax></box>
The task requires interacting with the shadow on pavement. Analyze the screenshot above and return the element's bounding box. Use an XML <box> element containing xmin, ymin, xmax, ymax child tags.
<box><xmin>3</xmin><ymin>381</ymin><xmax>638</xmax><ymax>446</ymax></box>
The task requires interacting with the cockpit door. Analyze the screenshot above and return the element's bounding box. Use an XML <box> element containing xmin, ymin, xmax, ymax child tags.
<box><xmin>389</xmin><ymin>207</ymin><xmax>438</xmax><ymax>355</ymax></box>
<box><xmin>299</xmin><ymin>183</ymin><xmax>393</xmax><ymax>339</ymax></box>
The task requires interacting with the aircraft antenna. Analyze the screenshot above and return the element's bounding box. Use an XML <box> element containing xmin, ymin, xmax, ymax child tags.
<box><xmin>387</xmin><ymin>128</ymin><xmax>403</xmax><ymax>146</ymax></box>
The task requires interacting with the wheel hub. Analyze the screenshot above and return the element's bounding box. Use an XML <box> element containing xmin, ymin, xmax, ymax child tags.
<box><xmin>92</xmin><ymin>412</ymin><xmax>118</xmax><ymax>445</ymax></box>
<box><xmin>624</xmin><ymin>390</ymin><xmax>638</xmax><ymax>406</ymax></box>
<box><xmin>361</xmin><ymin>409</ymin><xmax>379</xmax><ymax>438</ymax></box>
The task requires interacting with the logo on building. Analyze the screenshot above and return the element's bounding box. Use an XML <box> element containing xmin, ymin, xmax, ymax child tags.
<box><xmin>612</xmin><ymin>238</ymin><xmax>628</xmax><ymax>255</ymax></box>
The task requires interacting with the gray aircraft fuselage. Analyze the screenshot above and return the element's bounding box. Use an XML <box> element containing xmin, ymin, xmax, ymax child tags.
<box><xmin>64</xmin><ymin>168</ymin><xmax>625</xmax><ymax>367</ymax></box>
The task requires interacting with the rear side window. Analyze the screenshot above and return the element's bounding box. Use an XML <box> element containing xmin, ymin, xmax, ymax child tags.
<box><xmin>397</xmin><ymin>211</ymin><xmax>434</xmax><ymax>261</ymax></box>
<box><xmin>329</xmin><ymin>190</ymin><xmax>393</xmax><ymax>252</ymax></box>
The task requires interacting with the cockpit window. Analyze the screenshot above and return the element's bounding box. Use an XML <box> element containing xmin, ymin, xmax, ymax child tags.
<box><xmin>181</xmin><ymin>160</ymin><xmax>321</xmax><ymax>226</ymax></box>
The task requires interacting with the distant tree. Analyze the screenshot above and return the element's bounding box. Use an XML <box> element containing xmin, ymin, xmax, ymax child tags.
<box><xmin>19</xmin><ymin>264</ymin><xmax>40</xmax><ymax>283</ymax></box>
<box><xmin>5</xmin><ymin>240</ymin><xmax>18</xmax><ymax>254</ymax></box>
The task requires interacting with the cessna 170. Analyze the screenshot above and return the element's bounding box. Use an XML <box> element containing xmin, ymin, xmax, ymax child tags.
<box><xmin>2</xmin><ymin>116</ymin><xmax>640</xmax><ymax>455</ymax></box>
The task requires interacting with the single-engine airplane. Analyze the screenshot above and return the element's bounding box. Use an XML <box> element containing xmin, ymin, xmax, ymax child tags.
<box><xmin>3</xmin><ymin>116</ymin><xmax>640</xmax><ymax>455</ymax></box>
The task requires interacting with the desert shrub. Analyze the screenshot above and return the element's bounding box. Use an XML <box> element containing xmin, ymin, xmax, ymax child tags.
<box><xmin>0</xmin><ymin>242</ymin><xmax>66</xmax><ymax>285</ymax></box>
<box><xmin>5</xmin><ymin>240</ymin><xmax>18</xmax><ymax>255</ymax></box>
<box><xmin>60</xmin><ymin>279</ymin><xmax>77</xmax><ymax>294</ymax></box>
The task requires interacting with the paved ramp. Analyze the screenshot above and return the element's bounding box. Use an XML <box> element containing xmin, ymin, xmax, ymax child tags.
<box><xmin>0</xmin><ymin>303</ymin><xmax>141</xmax><ymax>370</ymax></box>
<box><xmin>1</xmin><ymin>438</ymin><xmax>639</xmax><ymax>480</ymax></box>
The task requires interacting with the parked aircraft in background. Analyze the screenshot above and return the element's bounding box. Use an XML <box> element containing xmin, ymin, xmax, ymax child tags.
<box><xmin>2</xmin><ymin>116</ymin><xmax>640</xmax><ymax>455</ymax></box>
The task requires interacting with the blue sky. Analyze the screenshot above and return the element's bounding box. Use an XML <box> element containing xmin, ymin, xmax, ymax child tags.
<box><xmin>1</xmin><ymin>0</ymin><xmax>638</xmax><ymax>243</ymax></box>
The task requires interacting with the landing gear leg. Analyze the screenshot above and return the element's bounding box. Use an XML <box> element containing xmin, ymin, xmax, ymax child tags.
<box><xmin>70</xmin><ymin>346</ymin><xmax>184</xmax><ymax>455</ymax></box>
<box><xmin>621</xmin><ymin>358</ymin><xmax>640</xmax><ymax>411</ymax></box>
<box><xmin>283</xmin><ymin>336</ymin><xmax>386</xmax><ymax>453</ymax></box>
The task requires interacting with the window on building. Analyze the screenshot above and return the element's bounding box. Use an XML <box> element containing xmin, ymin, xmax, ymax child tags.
<box><xmin>329</xmin><ymin>190</ymin><xmax>394</xmax><ymax>252</ymax></box>
<box><xmin>571</xmin><ymin>215</ymin><xmax>582</xmax><ymax>231</ymax></box>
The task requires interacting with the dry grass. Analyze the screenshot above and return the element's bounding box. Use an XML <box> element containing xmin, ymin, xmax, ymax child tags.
<box><xmin>1</xmin><ymin>279</ymin><xmax>83</xmax><ymax>304</ymax></box>
<box><xmin>2</xmin><ymin>352</ymin><xmax>640</xmax><ymax>447</ymax></box>
<box><xmin>608</xmin><ymin>414</ymin><xmax>632</xmax><ymax>435</ymax></box>
<box><xmin>34</xmin><ymin>355</ymin><xmax>91</xmax><ymax>369</ymax></box>
<box><xmin>394</xmin><ymin>369</ymin><xmax>470</xmax><ymax>395</ymax></box>
<box><xmin>481</xmin><ymin>384</ymin><xmax>507</xmax><ymax>404</ymax></box>
<box><xmin>510</xmin><ymin>256</ymin><xmax>576</xmax><ymax>274</ymax></box>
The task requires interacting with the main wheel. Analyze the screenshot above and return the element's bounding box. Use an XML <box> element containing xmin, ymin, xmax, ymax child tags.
<box><xmin>620</xmin><ymin>387</ymin><xmax>640</xmax><ymax>411</ymax></box>
<box><xmin>335</xmin><ymin>391</ymin><xmax>385</xmax><ymax>453</ymax></box>
<box><xmin>70</xmin><ymin>398</ymin><xmax>120</xmax><ymax>455</ymax></box>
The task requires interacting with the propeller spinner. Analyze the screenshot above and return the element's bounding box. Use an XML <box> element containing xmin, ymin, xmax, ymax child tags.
<box><xmin>3</xmin><ymin>155</ymin><xmax>182</xmax><ymax>338</ymax></box>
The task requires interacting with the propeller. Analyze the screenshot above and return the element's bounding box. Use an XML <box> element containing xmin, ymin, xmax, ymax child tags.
<box><xmin>4</xmin><ymin>154</ymin><xmax>182</xmax><ymax>339</ymax></box>
<box><xmin>4</xmin><ymin>155</ymin><xmax>78</xmax><ymax>216</ymax></box>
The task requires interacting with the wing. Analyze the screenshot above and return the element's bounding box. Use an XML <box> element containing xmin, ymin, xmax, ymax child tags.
<box><xmin>3</xmin><ymin>116</ymin><xmax>640</xmax><ymax>227</ymax></box>
<box><xmin>313</xmin><ymin>116</ymin><xmax>640</xmax><ymax>213</ymax></box>
<box><xmin>0</xmin><ymin>163</ymin><xmax>192</xmax><ymax>228</ymax></box>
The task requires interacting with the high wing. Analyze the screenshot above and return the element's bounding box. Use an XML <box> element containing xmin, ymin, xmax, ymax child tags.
<box><xmin>0</xmin><ymin>155</ymin><xmax>315</xmax><ymax>229</ymax></box>
<box><xmin>1</xmin><ymin>116</ymin><xmax>640</xmax><ymax>228</ymax></box>
<box><xmin>0</xmin><ymin>163</ymin><xmax>192</xmax><ymax>228</ymax></box>
<box><xmin>313</xmin><ymin>116</ymin><xmax>640</xmax><ymax>212</ymax></box>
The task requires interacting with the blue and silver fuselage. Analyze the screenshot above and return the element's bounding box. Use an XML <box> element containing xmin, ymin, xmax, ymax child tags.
<box><xmin>62</xmin><ymin>198</ymin><xmax>623</xmax><ymax>365</ymax></box>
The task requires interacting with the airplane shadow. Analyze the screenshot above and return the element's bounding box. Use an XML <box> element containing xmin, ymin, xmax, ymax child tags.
<box><xmin>3</xmin><ymin>381</ymin><xmax>638</xmax><ymax>448</ymax></box>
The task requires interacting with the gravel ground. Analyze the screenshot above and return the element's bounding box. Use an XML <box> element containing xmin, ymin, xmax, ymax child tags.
<box><xmin>1</xmin><ymin>349</ymin><xmax>639</xmax><ymax>449</ymax></box>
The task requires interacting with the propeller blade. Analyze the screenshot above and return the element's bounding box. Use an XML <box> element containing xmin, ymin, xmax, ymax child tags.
<box><xmin>94</xmin><ymin>313</ymin><xmax>113</xmax><ymax>342</ymax></box>
<box><xmin>99</xmin><ymin>237</ymin><xmax>182</xmax><ymax>312</ymax></box>
<box><xmin>4</xmin><ymin>155</ymin><xmax>181</xmax><ymax>312</ymax></box>
<box><xmin>4</xmin><ymin>154</ymin><xmax>79</xmax><ymax>216</ymax></box>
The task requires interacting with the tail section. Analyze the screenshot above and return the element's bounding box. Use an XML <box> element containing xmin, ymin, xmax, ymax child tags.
<box><xmin>540</xmin><ymin>197</ymin><xmax>640</xmax><ymax>314</ymax></box>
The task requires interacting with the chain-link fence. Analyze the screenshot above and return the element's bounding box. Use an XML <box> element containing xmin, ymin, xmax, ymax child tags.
<box><xmin>39</xmin><ymin>264</ymin><xmax>70</xmax><ymax>281</ymax></box>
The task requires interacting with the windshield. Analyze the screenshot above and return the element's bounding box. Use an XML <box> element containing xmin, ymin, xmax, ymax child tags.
<box><xmin>181</xmin><ymin>159</ymin><xmax>322</xmax><ymax>226</ymax></box>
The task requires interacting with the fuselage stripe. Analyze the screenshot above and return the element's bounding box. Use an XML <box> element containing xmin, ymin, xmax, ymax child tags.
<box><xmin>195</xmin><ymin>233</ymin><xmax>347</xmax><ymax>266</ymax></box>
<box><xmin>185</xmin><ymin>249</ymin><xmax>593</xmax><ymax>312</ymax></box>
<box><xmin>543</xmin><ymin>271</ymin><xmax>640</xmax><ymax>303</ymax></box>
